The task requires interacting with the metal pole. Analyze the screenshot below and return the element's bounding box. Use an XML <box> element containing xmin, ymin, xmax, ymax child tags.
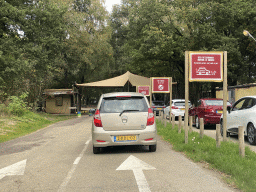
<box><xmin>243</xmin><ymin>30</ymin><xmax>256</xmax><ymax>42</ymax></box>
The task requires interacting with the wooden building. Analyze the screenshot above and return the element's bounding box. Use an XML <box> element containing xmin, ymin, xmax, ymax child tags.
<box><xmin>44</xmin><ymin>89</ymin><xmax>77</xmax><ymax>114</ymax></box>
<box><xmin>216</xmin><ymin>83</ymin><xmax>256</xmax><ymax>104</ymax></box>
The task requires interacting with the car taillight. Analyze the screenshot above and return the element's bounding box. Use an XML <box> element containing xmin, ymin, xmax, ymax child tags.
<box><xmin>172</xmin><ymin>106</ymin><xmax>178</xmax><ymax>109</ymax></box>
<box><xmin>152</xmin><ymin>106</ymin><xmax>155</xmax><ymax>108</ymax></box>
<box><xmin>205</xmin><ymin>108</ymin><xmax>214</xmax><ymax>113</ymax></box>
<box><xmin>147</xmin><ymin>108</ymin><xmax>154</xmax><ymax>126</ymax></box>
<box><xmin>94</xmin><ymin>109</ymin><xmax>103</xmax><ymax>127</ymax></box>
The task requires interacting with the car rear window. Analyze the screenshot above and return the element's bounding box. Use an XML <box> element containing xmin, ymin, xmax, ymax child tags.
<box><xmin>100</xmin><ymin>96</ymin><xmax>148</xmax><ymax>113</ymax></box>
<box><xmin>173</xmin><ymin>101</ymin><xmax>191</xmax><ymax>106</ymax></box>
<box><xmin>205</xmin><ymin>100</ymin><xmax>231</xmax><ymax>106</ymax></box>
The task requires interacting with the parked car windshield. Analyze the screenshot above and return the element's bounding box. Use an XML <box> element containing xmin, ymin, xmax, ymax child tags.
<box><xmin>100</xmin><ymin>96</ymin><xmax>148</xmax><ymax>113</ymax></box>
<box><xmin>205</xmin><ymin>100</ymin><xmax>231</xmax><ymax>106</ymax></box>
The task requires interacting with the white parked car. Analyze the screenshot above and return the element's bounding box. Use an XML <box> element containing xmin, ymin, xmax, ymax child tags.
<box><xmin>220</xmin><ymin>96</ymin><xmax>256</xmax><ymax>145</ymax></box>
<box><xmin>92</xmin><ymin>92</ymin><xmax>157</xmax><ymax>154</ymax></box>
<box><xmin>164</xmin><ymin>99</ymin><xmax>191</xmax><ymax>120</ymax></box>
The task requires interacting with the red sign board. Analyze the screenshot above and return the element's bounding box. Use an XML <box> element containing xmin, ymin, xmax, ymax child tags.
<box><xmin>137</xmin><ymin>86</ymin><xmax>150</xmax><ymax>96</ymax></box>
<box><xmin>152</xmin><ymin>78</ymin><xmax>170</xmax><ymax>93</ymax></box>
<box><xmin>189</xmin><ymin>52</ymin><xmax>223</xmax><ymax>82</ymax></box>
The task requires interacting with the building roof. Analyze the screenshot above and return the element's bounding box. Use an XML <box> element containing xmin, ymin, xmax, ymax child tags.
<box><xmin>75</xmin><ymin>71</ymin><xmax>150</xmax><ymax>87</ymax></box>
<box><xmin>44</xmin><ymin>89</ymin><xmax>76</xmax><ymax>96</ymax></box>
<box><xmin>216</xmin><ymin>83</ymin><xmax>256</xmax><ymax>90</ymax></box>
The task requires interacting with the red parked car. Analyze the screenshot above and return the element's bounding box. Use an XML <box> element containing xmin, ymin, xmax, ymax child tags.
<box><xmin>189</xmin><ymin>98</ymin><xmax>231</xmax><ymax>128</ymax></box>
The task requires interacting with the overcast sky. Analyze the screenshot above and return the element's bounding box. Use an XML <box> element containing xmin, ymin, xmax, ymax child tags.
<box><xmin>104</xmin><ymin>0</ymin><xmax>121</xmax><ymax>13</ymax></box>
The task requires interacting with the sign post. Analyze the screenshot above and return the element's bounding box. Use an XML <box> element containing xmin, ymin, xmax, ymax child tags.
<box><xmin>149</xmin><ymin>77</ymin><xmax>176</xmax><ymax>120</ymax></box>
<box><xmin>169</xmin><ymin>77</ymin><xmax>172</xmax><ymax>124</ymax></box>
<box><xmin>151</xmin><ymin>77</ymin><xmax>171</xmax><ymax>120</ymax></box>
<box><xmin>152</xmin><ymin>77</ymin><xmax>170</xmax><ymax>93</ymax></box>
<box><xmin>223</xmin><ymin>51</ymin><xmax>228</xmax><ymax>141</ymax></box>
<box><xmin>189</xmin><ymin>52</ymin><xmax>223</xmax><ymax>82</ymax></box>
<box><xmin>185</xmin><ymin>51</ymin><xmax>226</xmax><ymax>143</ymax></box>
<box><xmin>185</xmin><ymin>51</ymin><xmax>189</xmax><ymax>143</ymax></box>
<box><xmin>137</xmin><ymin>86</ymin><xmax>150</xmax><ymax>96</ymax></box>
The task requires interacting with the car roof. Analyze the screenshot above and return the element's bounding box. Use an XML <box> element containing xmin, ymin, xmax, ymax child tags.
<box><xmin>172</xmin><ymin>99</ymin><xmax>191</xmax><ymax>102</ymax></box>
<box><xmin>102</xmin><ymin>92</ymin><xmax>144</xmax><ymax>98</ymax></box>
<box><xmin>239</xmin><ymin>96</ymin><xmax>256</xmax><ymax>99</ymax></box>
<box><xmin>201</xmin><ymin>98</ymin><xmax>223</xmax><ymax>100</ymax></box>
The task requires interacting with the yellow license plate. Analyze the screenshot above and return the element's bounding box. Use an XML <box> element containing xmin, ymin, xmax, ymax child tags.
<box><xmin>217</xmin><ymin>110</ymin><xmax>223</xmax><ymax>114</ymax></box>
<box><xmin>181</xmin><ymin>108</ymin><xmax>185</xmax><ymax>111</ymax></box>
<box><xmin>115</xmin><ymin>135</ymin><xmax>136</xmax><ymax>142</ymax></box>
<box><xmin>157</xmin><ymin>108</ymin><xmax>162</xmax><ymax>110</ymax></box>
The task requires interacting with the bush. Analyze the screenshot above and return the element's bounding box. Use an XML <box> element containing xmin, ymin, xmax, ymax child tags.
<box><xmin>0</xmin><ymin>103</ymin><xmax>9</xmax><ymax>115</ymax></box>
<box><xmin>7</xmin><ymin>93</ymin><xmax>29</xmax><ymax>116</ymax></box>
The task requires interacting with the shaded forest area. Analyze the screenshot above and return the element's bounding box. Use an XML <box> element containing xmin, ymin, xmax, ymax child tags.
<box><xmin>1</xmin><ymin>0</ymin><xmax>256</xmax><ymax>109</ymax></box>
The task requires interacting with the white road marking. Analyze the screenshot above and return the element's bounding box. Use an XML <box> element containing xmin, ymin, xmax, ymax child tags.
<box><xmin>58</xmin><ymin>138</ymin><xmax>91</xmax><ymax>192</ymax></box>
<box><xmin>116</xmin><ymin>155</ymin><xmax>156</xmax><ymax>192</ymax></box>
<box><xmin>0</xmin><ymin>159</ymin><xmax>27</xmax><ymax>180</ymax></box>
<box><xmin>73</xmin><ymin>157</ymin><xmax>81</xmax><ymax>165</ymax></box>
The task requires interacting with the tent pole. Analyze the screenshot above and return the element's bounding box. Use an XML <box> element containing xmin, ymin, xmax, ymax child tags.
<box><xmin>128</xmin><ymin>81</ymin><xmax>129</xmax><ymax>92</ymax></box>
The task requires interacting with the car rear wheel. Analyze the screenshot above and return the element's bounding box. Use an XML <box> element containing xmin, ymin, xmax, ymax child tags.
<box><xmin>93</xmin><ymin>146</ymin><xmax>101</xmax><ymax>154</ymax></box>
<box><xmin>149</xmin><ymin>144</ymin><xmax>156</xmax><ymax>152</ymax></box>
<box><xmin>195</xmin><ymin>116</ymin><xmax>200</xmax><ymax>129</ymax></box>
<box><xmin>247</xmin><ymin>123</ymin><xmax>256</xmax><ymax>145</ymax></box>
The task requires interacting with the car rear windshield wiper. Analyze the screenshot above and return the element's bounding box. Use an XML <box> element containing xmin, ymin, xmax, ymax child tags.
<box><xmin>119</xmin><ymin>110</ymin><xmax>139</xmax><ymax>116</ymax></box>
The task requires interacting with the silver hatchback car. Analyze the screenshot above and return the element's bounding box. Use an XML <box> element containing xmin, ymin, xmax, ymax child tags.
<box><xmin>92</xmin><ymin>92</ymin><xmax>157</xmax><ymax>154</ymax></box>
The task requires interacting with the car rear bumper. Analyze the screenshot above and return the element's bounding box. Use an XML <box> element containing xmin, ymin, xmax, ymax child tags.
<box><xmin>92</xmin><ymin>125</ymin><xmax>157</xmax><ymax>147</ymax></box>
<box><xmin>204</xmin><ymin>115</ymin><xmax>221</xmax><ymax>125</ymax></box>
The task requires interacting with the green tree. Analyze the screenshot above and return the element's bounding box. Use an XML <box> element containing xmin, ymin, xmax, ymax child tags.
<box><xmin>112</xmin><ymin>0</ymin><xmax>256</xmax><ymax>99</ymax></box>
<box><xmin>0</xmin><ymin>0</ymin><xmax>68</xmax><ymax>110</ymax></box>
<box><xmin>117</xmin><ymin>0</ymin><xmax>186</xmax><ymax>98</ymax></box>
<box><xmin>54</xmin><ymin>0</ymin><xmax>113</xmax><ymax>87</ymax></box>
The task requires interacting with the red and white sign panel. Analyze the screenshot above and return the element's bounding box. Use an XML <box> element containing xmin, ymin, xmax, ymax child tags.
<box><xmin>189</xmin><ymin>52</ymin><xmax>223</xmax><ymax>82</ymax></box>
<box><xmin>137</xmin><ymin>86</ymin><xmax>150</xmax><ymax>96</ymax></box>
<box><xmin>152</xmin><ymin>78</ymin><xmax>170</xmax><ymax>93</ymax></box>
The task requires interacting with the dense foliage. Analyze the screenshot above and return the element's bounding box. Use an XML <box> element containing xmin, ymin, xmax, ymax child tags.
<box><xmin>1</xmin><ymin>0</ymin><xmax>256</xmax><ymax>108</ymax></box>
<box><xmin>0</xmin><ymin>0</ymin><xmax>113</xmax><ymax>109</ymax></box>
<box><xmin>110</xmin><ymin>0</ymin><xmax>256</xmax><ymax>101</ymax></box>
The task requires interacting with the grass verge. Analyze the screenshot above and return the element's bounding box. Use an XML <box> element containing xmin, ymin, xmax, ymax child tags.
<box><xmin>157</xmin><ymin>120</ymin><xmax>256</xmax><ymax>192</ymax></box>
<box><xmin>0</xmin><ymin>111</ymin><xmax>77</xmax><ymax>143</ymax></box>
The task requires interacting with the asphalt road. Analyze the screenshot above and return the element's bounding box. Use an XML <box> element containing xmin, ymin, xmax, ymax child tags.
<box><xmin>0</xmin><ymin>116</ymin><xmax>241</xmax><ymax>192</ymax></box>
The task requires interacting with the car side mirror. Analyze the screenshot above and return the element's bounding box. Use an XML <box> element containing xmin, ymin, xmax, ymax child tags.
<box><xmin>227</xmin><ymin>106</ymin><xmax>231</xmax><ymax>114</ymax></box>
